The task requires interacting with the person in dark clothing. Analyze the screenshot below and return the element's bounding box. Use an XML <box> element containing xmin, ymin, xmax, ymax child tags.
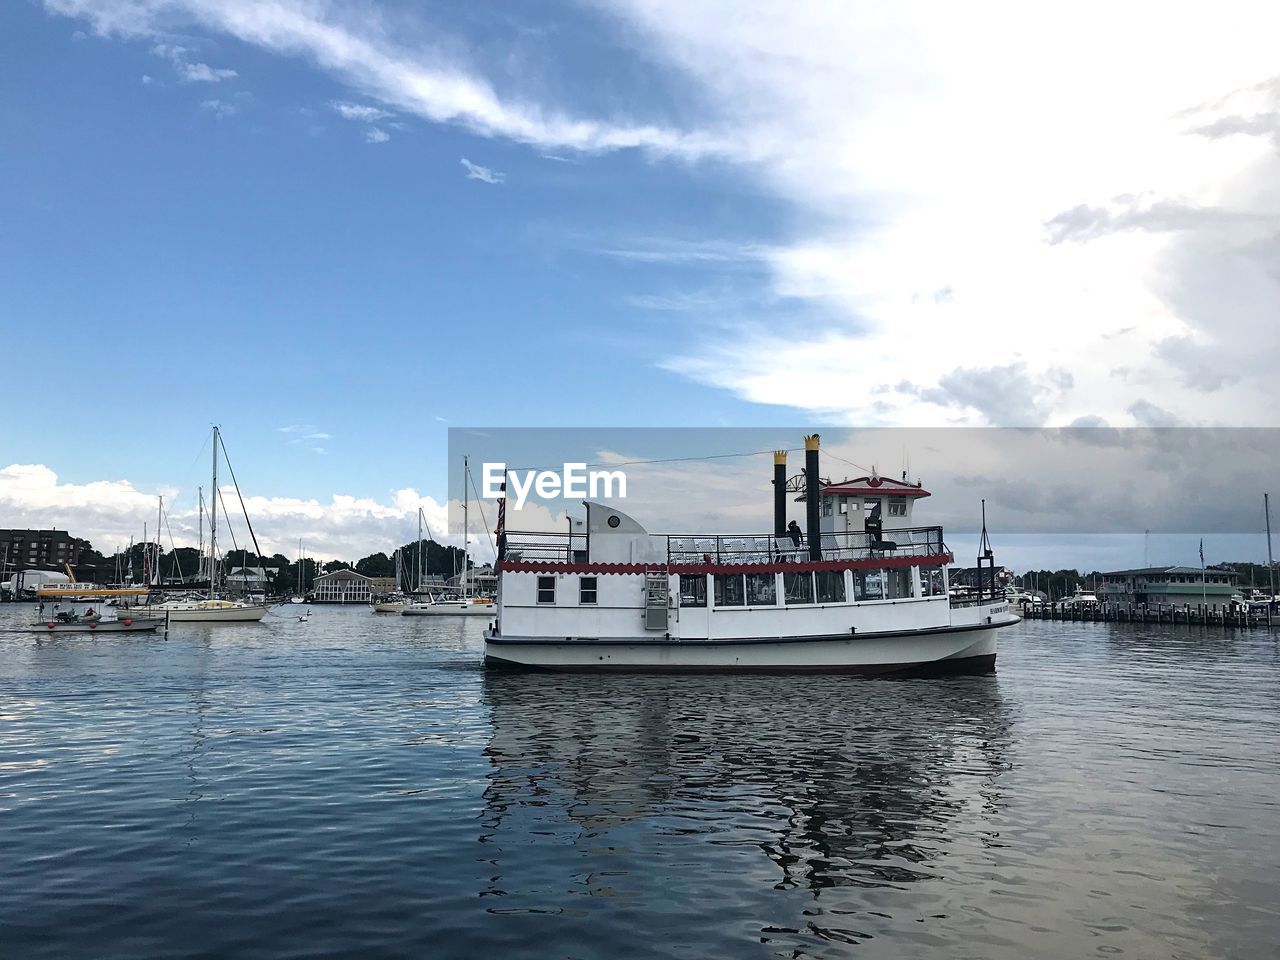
<box><xmin>786</xmin><ymin>520</ymin><xmax>803</xmax><ymax>550</ymax></box>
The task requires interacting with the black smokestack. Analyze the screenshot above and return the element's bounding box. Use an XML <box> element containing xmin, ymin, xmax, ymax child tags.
<box><xmin>804</xmin><ymin>434</ymin><xmax>821</xmax><ymax>560</ymax></box>
<box><xmin>773</xmin><ymin>450</ymin><xmax>787</xmax><ymax>539</ymax></box>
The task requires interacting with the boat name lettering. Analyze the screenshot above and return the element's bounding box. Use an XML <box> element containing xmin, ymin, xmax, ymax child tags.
<box><xmin>482</xmin><ymin>462</ymin><xmax>628</xmax><ymax>509</ymax></box>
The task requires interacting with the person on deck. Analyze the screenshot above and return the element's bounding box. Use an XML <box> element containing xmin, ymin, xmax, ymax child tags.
<box><xmin>787</xmin><ymin>520</ymin><xmax>803</xmax><ymax>551</ymax></box>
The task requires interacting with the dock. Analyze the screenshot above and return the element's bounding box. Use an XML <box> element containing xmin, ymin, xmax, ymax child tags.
<box><xmin>1020</xmin><ymin>601</ymin><xmax>1277</xmax><ymax>629</ymax></box>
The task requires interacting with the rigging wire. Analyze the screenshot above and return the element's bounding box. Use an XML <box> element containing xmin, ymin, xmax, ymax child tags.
<box><xmin>162</xmin><ymin>502</ymin><xmax>185</xmax><ymax>582</ymax></box>
<box><xmin>216</xmin><ymin>485</ymin><xmax>244</xmax><ymax>571</ymax></box>
<box><xmin>467</xmin><ymin>466</ymin><xmax>497</xmax><ymax>557</ymax></box>
<box><xmin>217</xmin><ymin>432</ymin><xmax>267</xmax><ymax>570</ymax></box>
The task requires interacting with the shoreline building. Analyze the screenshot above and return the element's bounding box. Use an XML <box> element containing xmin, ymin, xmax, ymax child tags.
<box><xmin>1099</xmin><ymin>566</ymin><xmax>1238</xmax><ymax>611</ymax></box>
<box><xmin>311</xmin><ymin>568</ymin><xmax>373</xmax><ymax>604</ymax></box>
<box><xmin>1</xmin><ymin>529</ymin><xmax>80</xmax><ymax>571</ymax></box>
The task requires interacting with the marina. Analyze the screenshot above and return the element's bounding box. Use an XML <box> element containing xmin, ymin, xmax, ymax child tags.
<box><xmin>2</xmin><ymin>605</ymin><xmax>1277</xmax><ymax>959</ymax></box>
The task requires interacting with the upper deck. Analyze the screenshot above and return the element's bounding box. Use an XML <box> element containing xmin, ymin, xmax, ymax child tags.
<box><xmin>501</xmin><ymin>524</ymin><xmax>949</xmax><ymax>573</ymax></box>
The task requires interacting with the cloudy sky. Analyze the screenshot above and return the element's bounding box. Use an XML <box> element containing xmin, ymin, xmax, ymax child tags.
<box><xmin>4</xmin><ymin>1</ymin><xmax>1280</xmax><ymax>563</ymax></box>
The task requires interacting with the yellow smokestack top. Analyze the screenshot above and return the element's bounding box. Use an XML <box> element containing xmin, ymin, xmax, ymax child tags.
<box><xmin>804</xmin><ymin>434</ymin><xmax>820</xmax><ymax>451</ymax></box>
<box><xmin>773</xmin><ymin>449</ymin><xmax>787</xmax><ymax>464</ymax></box>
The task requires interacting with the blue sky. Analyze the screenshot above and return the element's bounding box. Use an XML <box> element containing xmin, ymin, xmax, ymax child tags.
<box><xmin>4</xmin><ymin>1</ymin><xmax>1280</xmax><ymax>562</ymax></box>
<box><xmin>1</xmin><ymin>0</ymin><xmax>808</xmax><ymax>507</ymax></box>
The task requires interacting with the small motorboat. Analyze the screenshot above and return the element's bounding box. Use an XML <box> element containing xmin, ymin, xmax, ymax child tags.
<box><xmin>26</xmin><ymin>601</ymin><xmax>161</xmax><ymax>635</ymax></box>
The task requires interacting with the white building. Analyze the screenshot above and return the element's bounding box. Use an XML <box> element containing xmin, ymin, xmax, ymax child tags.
<box><xmin>312</xmin><ymin>568</ymin><xmax>373</xmax><ymax>604</ymax></box>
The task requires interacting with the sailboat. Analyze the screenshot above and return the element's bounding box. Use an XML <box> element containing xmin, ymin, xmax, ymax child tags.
<box><xmin>139</xmin><ymin>426</ymin><xmax>270</xmax><ymax>623</ymax></box>
<box><xmin>403</xmin><ymin>456</ymin><xmax>495</xmax><ymax>617</ymax></box>
<box><xmin>290</xmin><ymin>539</ymin><xmax>307</xmax><ymax>603</ymax></box>
<box><xmin>372</xmin><ymin>547</ymin><xmax>407</xmax><ymax>613</ymax></box>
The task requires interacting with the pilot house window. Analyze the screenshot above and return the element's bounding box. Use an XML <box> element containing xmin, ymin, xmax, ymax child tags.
<box><xmin>888</xmin><ymin>497</ymin><xmax>907</xmax><ymax>517</ymax></box>
<box><xmin>536</xmin><ymin>576</ymin><xmax>556</xmax><ymax>604</ymax></box>
<box><xmin>579</xmin><ymin>577</ymin><xmax>598</xmax><ymax>605</ymax></box>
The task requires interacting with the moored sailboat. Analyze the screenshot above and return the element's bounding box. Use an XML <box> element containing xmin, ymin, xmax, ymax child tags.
<box><xmin>403</xmin><ymin>455</ymin><xmax>495</xmax><ymax>616</ymax></box>
<box><xmin>130</xmin><ymin>426</ymin><xmax>269</xmax><ymax>623</ymax></box>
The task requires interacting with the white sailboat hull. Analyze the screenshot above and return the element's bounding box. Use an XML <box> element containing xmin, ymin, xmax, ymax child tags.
<box><xmin>484</xmin><ymin>620</ymin><xmax>1012</xmax><ymax>674</ymax></box>
<box><xmin>403</xmin><ymin>602</ymin><xmax>495</xmax><ymax>617</ymax></box>
<box><xmin>134</xmin><ymin>602</ymin><xmax>270</xmax><ymax>623</ymax></box>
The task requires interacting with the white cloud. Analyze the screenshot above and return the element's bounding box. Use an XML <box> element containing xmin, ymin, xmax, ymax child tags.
<box><xmin>45</xmin><ymin>0</ymin><xmax>724</xmax><ymax>158</ymax></box>
<box><xmin>331</xmin><ymin>100</ymin><xmax>391</xmax><ymax>122</ymax></box>
<box><xmin>0</xmin><ymin>462</ymin><xmax>473</xmax><ymax>563</ymax></box>
<box><xmin>277</xmin><ymin>423</ymin><xmax>332</xmax><ymax>453</ymax></box>
<box><xmin>365</xmin><ymin>126</ymin><xmax>390</xmax><ymax>144</ymax></box>
<box><xmin>460</xmin><ymin>157</ymin><xmax>503</xmax><ymax>184</ymax></box>
<box><xmin>150</xmin><ymin>41</ymin><xmax>236</xmax><ymax>83</ymax></box>
<box><xmin>199</xmin><ymin>98</ymin><xmax>237</xmax><ymax>118</ymax></box>
<box><xmin>596</xmin><ymin>0</ymin><xmax>1280</xmax><ymax>426</ymax></box>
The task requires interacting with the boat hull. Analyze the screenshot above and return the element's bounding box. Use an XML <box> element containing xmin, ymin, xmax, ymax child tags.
<box><xmin>27</xmin><ymin>620</ymin><xmax>161</xmax><ymax>635</ymax></box>
<box><xmin>402</xmin><ymin>603</ymin><xmax>495</xmax><ymax>617</ymax></box>
<box><xmin>483</xmin><ymin>620</ymin><xmax>1012</xmax><ymax>675</ymax></box>
<box><xmin>130</xmin><ymin>604</ymin><xmax>270</xmax><ymax>623</ymax></box>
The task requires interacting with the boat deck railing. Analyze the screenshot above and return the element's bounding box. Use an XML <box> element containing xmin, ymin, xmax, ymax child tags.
<box><xmin>503</xmin><ymin>526</ymin><xmax>949</xmax><ymax>567</ymax></box>
<box><xmin>666</xmin><ymin>526</ymin><xmax>947</xmax><ymax>566</ymax></box>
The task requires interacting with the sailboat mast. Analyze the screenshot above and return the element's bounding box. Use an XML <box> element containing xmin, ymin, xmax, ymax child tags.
<box><xmin>210</xmin><ymin>425</ymin><xmax>219</xmax><ymax>599</ymax></box>
<box><xmin>1266</xmin><ymin>493</ymin><xmax>1276</xmax><ymax>603</ymax></box>
<box><xmin>462</xmin><ymin>454</ymin><xmax>469</xmax><ymax>598</ymax></box>
<box><xmin>197</xmin><ymin>487</ymin><xmax>204</xmax><ymax>582</ymax></box>
<box><xmin>155</xmin><ymin>495</ymin><xmax>163</xmax><ymax>586</ymax></box>
<box><xmin>417</xmin><ymin>509</ymin><xmax>424</xmax><ymax>593</ymax></box>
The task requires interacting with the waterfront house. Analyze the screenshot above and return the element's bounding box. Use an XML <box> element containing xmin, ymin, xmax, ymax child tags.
<box><xmin>312</xmin><ymin>568</ymin><xmax>373</xmax><ymax>604</ymax></box>
<box><xmin>1099</xmin><ymin>566</ymin><xmax>1238</xmax><ymax>611</ymax></box>
<box><xmin>225</xmin><ymin>566</ymin><xmax>279</xmax><ymax>593</ymax></box>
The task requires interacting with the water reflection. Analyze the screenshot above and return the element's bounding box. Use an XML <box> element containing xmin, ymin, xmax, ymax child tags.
<box><xmin>480</xmin><ymin>672</ymin><xmax>1013</xmax><ymax>944</ymax></box>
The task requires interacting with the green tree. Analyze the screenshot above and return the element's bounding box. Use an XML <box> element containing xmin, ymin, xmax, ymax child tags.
<box><xmin>355</xmin><ymin>552</ymin><xmax>395</xmax><ymax>577</ymax></box>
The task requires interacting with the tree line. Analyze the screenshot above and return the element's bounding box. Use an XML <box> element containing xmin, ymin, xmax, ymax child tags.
<box><xmin>66</xmin><ymin>537</ymin><xmax>470</xmax><ymax>591</ymax></box>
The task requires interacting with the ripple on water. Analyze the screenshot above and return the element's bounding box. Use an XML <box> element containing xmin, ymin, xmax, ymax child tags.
<box><xmin>0</xmin><ymin>607</ymin><xmax>1278</xmax><ymax>958</ymax></box>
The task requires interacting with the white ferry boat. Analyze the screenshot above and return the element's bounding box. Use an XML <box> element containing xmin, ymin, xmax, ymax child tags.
<box><xmin>484</xmin><ymin>436</ymin><xmax>1019</xmax><ymax>674</ymax></box>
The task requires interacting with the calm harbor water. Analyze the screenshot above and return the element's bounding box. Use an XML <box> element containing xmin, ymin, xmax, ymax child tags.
<box><xmin>1</xmin><ymin>606</ymin><xmax>1278</xmax><ymax>959</ymax></box>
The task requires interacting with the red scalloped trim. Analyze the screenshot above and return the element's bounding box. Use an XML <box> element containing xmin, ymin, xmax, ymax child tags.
<box><xmin>497</xmin><ymin>553</ymin><xmax>952</xmax><ymax>576</ymax></box>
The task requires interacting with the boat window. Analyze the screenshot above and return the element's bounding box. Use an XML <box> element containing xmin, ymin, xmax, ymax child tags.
<box><xmin>838</xmin><ymin>498</ymin><xmax>849</xmax><ymax>515</ymax></box>
<box><xmin>886</xmin><ymin>568</ymin><xmax>911</xmax><ymax>599</ymax></box>
<box><xmin>784</xmin><ymin>571</ymin><xmax>814</xmax><ymax>605</ymax></box>
<box><xmin>579</xmin><ymin>576</ymin><xmax>597</xmax><ymax>605</ymax></box>
<box><xmin>888</xmin><ymin>497</ymin><xmax>907</xmax><ymax>517</ymax></box>
<box><xmin>815</xmin><ymin>570</ymin><xmax>846</xmax><ymax>603</ymax></box>
<box><xmin>714</xmin><ymin>574</ymin><xmax>745</xmax><ymax>607</ymax></box>
<box><xmin>746</xmin><ymin>572</ymin><xmax>777</xmax><ymax>606</ymax></box>
<box><xmin>679</xmin><ymin>574</ymin><xmax>707</xmax><ymax>607</ymax></box>
<box><xmin>822</xmin><ymin>498</ymin><xmax>833</xmax><ymax>517</ymax></box>
<box><xmin>855</xmin><ymin>569</ymin><xmax>885</xmax><ymax>601</ymax></box>
<box><xmin>918</xmin><ymin>565</ymin><xmax>945</xmax><ymax>597</ymax></box>
<box><xmin>536</xmin><ymin>576</ymin><xmax>556</xmax><ymax>604</ymax></box>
